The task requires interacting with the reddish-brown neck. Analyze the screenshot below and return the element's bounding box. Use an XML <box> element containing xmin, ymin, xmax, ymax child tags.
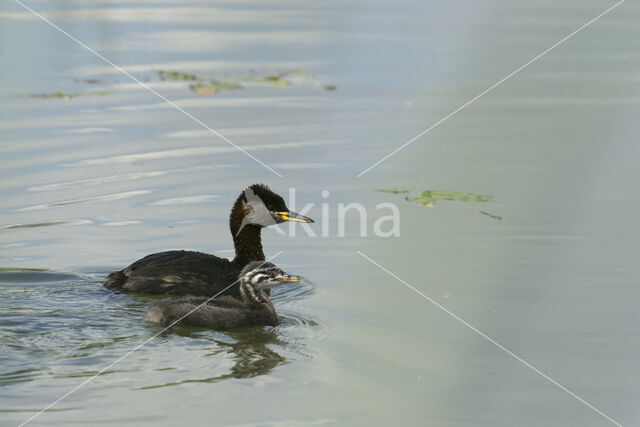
<box><xmin>230</xmin><ymin>197</ymin><xmax>265</xmax><ymax>264</ymax></box>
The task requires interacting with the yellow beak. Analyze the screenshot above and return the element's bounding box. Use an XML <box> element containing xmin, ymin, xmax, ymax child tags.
<box><xmin>274</xmin><ymin>211</ymin><xmax>314</xmax><ymax>223</ymax></box>
<box><xmin>275</xmin><ymin>274</ymin><xmax>302</xmax><ymax>283</ymax></box>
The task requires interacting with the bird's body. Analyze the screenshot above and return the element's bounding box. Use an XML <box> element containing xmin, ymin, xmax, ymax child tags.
<box><xmin>144</xmin><ymin>261</ymin><xmax>300</xmax><ymax>329</ymax></box>
<box><xmin>104</xmin><ymin>250</ymin><xmax>240</xmax><ymax>296</ymax></box>
<box><xmin>145</xmin><ymin>295</ymin><xmax>278</xmax><ymax>329</ymax></box>
<box><xmin>104</xmin><ymin>184</ymin><xmax>313</xmax><ymax>296</ymax></box>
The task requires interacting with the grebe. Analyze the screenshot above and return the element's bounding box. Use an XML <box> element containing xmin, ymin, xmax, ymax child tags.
<box><xmin>144</xmin><ymin>261</ymin><xmax>300</xmax><ymax>329</ymax></box>
<box><xmin>104</xmin><ymin>184</ymin><xmax>312</xmax><ymax>296</ymax></box>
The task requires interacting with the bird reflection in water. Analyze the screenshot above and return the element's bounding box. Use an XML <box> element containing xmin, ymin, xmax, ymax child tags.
<box><xmin>136</xmin><ymin>326</ymin><xmax>286</xmax><ymax>389</ymax></box>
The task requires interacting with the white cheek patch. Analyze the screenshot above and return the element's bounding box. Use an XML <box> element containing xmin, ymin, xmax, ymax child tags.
<box><xmin>236</xmin><ymin>188</ymin><xmax>278</xmax><ymax>236</ymax></box>
<box><xmin>251</xmin><ymin>273</ymin><xmax>267</xmax><ymax>285</ymax></box>
<box><xmin>249</xmin><ymin>202</ymin><xmax>276</xmax><ymax>227</ymax></box>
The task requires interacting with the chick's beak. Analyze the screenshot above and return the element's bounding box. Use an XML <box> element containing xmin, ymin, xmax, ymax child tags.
<box><xmin>275</xmin><ymin>274</ymin><xmax>302</xmax><ymax>284</ymax></box>
<box><xmin>274</xmin><ymin>211</ymin><xmax>314</xmax><ymax>223</ymax></box>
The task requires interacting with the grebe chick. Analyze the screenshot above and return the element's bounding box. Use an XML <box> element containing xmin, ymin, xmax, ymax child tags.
<box><xmin>144</xmin><ymin>261</ymin><xmax>300</xmax><ymax>329</ymax></box>
<box><xmin>104</xmin><ymin>184</ymin><xmax>313</xmax><ymax>297</ymax></box>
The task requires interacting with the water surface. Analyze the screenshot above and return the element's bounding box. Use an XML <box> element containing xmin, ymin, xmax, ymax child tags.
<box><xmin>1</xmin><ymin>0</ymin><xmax>639</xmax><ymax>425</ymax></box>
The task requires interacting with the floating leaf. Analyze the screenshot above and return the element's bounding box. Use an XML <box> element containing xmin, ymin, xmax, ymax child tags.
<box><xmin>77</xmin><ymin>91</ymin><xmax>115</xmax><ymax>97</ymax></box>
<box><xmin>24</xmin><ymin>90</ymin><xmax>116</xmax><ymax>100</ymax></box>
<box><xmin>265</xmin><ymin>75</ymin><xmax>288</xmax><ymax>85</ymax></box>
<box><xmin>278</xmin><ymin>70</ymin><xmax>314</xmax><ymax>85</ymax></box>
<box><xmin>376</xmin><ymin>188</ymin><xmax>409</xmax><ymax>194</ymax></box>
<box><xmin>189</xmin><ymin>81</ymin><xmax>243</xmax><ymax>96</ymax></box>
<box><xmin>156</xmin><ymin>70</ymin><xmax>197</xmax><ymax>81</ymax></box>
<box><xmin>240</xmin><ymin>75</ymin><xmax>289</xmax><ymax>87</ymax></box>
<box><xmin>406</xmin><ymin>190</ymin><xmax>494</xmax><ymax>206</ymax></box>
<box><xmin>479</xmin><ymin>211</ymin><xmax>502</xmax><ymax>220</ymax></box>
<box><xmin>152</xmin><ymin>68</ymin><xmax>334</xmax><ymax>94</ymax></box>
<box><xmin>27</xmin><ymin>91</ymin><xmax>69</xmax><ymax>99</ymax></box>
<box><xmin>239</xmin><ymin>69</ymin><xmax>330</xmax><ymax>88</ymax></box>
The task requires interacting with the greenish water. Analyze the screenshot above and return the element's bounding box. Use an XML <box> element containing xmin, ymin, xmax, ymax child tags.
<box><xmin>1</xmin><ymin>0</ymin><xmax>639</xmax><ymax>426</ymax></box>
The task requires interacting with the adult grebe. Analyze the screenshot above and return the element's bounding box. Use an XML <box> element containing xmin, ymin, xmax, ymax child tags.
<box><xmin>104</xmin><ymin>184</ymin><xmax>312</xmax><ymax>296</ymax></box>
<box><xmin>144</xmin><ymin>261</ymin><xmax>300</xmax><ymax>329</ymax></box>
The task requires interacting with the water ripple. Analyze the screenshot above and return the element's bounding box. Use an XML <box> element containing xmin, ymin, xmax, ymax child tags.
<box><xmin>0</xmin><ymin>270</ymin><xmax>320</xmax><ymax>390</ymax></box>
<box><xmin>0</xmin><ymin>220</ymin><xmax>92</xmax><ymax>230</ymax></box>
<box><xmin>14</xmin><ymin>190</ymin><xmax>151</xmax><ymax>212</ymax></box>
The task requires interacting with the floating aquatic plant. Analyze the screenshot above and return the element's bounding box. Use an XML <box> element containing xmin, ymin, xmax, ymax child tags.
<box><xmin>240</xmin><ymin>70</ymin><xmax>318</xmax><ymax>87</ymax></box>
<box><xmin>377</xmin><ymin>188</ymin><xmax>495</xmax><ymax>209</ymax></box>
<box><xmin>241</xmin><ymin>75</ymin><xmax>290</xmax><ymax>87</ymax></box>
<box><xmin>479</xmin><ymin>211</ymin><xmax>502</xmax><ymax>220</ymax></box>
<box><xmin>156</xmin><ymin>70</ymin><xmax>197</xmax><ymax>81</ymax></box>
<box><xmin>154</xmin><ymin>68</ymin><xmax>335</xmax><ymax>95</ymax></box>
<box><xmin>24</xmin><ymin>90</ymin><xmax>115</xmax><ymax>100</ymax></box>
<box><xmin>376</xmin><ymin>188</ymin><xmax>409</xmax><ymax>194</ymax></box>
<box><xmin>23</xmin><ymin>68</ymin><xmax>335</xmax><ymax>101</ymax></box>
<box><xmin>406</xmin><ymin>190</ymin><xmax>494</xmax><ymax>206</ymax></box>
<box><xmin>189</xmin><ymin>81</ymin><xmax>243</xmax><ymax>95</ymax></box>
